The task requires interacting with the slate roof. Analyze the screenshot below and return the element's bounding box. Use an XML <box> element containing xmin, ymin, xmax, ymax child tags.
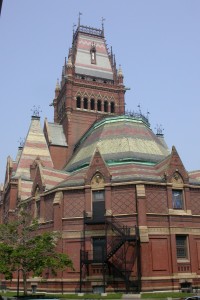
<box><xmin>188</xmin><ymin>170</ymin><xmax>200</xmax><ymax>185</ymax></box>
<box><xmin>75</xmin><ymin>29</ymin><xmax>113</xmax><ymax>80</ymax></box>
<box><xmin>45</xmin><ymin>122</ymin><xmax>67</xmax><ymax>146</ymax></box>
<box><xmin>13</xmin><ymin>116</ymin><xmax>54</xmax><ymax>200</ymax></box>
<box><xmin>65</xmin><ymin>115</ymin><xmax>170</xmax><ymax>172</ymax></box>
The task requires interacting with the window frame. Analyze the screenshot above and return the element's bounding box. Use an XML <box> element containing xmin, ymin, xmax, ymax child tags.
<box><xmin>172</xmin><ymin>189</ymin><xmax>184</xmax><ymax>210</ymax></box>
<box><xmin>176</xmin><ymin>235</ymin><xmax>188</xmax><ymax>260</ymax></box>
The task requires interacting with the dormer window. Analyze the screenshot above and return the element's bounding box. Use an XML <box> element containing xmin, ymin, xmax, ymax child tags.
<box><xmin>90</xmin><ymin>42</ymin><xmax>96</xmax><ymax>64</ymax></box>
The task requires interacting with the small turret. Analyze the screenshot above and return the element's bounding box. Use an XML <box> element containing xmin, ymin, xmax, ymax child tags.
<box><xmin>117</xmin><ymin>64</ymin><xmax>124</xmax><ymax>84</ymax></box>
<box><xmin>55</xmin><ymin>78</ymin><xmax>60</xmax><ymax>98</ymax></box>
<box><xmin>66</xmin><ymin>48</ymin><xmax>73</xmax><ymax>76</ymax></box>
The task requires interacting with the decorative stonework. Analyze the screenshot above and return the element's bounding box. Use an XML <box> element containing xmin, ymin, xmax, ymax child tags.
<box><xmin>136</xmin><ymin>185</ymin><xmax>145</xmax><ymax>197</ymax></box>
<box><xmin>53</xmin><ymin>191</ymin><xmax>63</xmax><ymax>205</ymax></box>
<box><xmin>91</xmin><ymin>172</ymin><xmax>105</xmax><ymax>189</ymax></box>
<box><xmin>139</xmin><ymin>226</ymin><xmax>149</xmax><ymax>242</ymax></box>
<box><xmin>172</xmin><ymin>171</ymin><xmax>183</xmax><ymax>185</ymax></box>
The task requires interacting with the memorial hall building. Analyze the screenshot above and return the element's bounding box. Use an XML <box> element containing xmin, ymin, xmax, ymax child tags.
<box><xmin>1</xmin><ymin>21</ymin><xmax>200</xmax><ymax>294</ymax></box>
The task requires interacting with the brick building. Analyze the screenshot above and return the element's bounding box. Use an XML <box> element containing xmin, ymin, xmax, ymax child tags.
<box><xmin>1</xmin><ymin>21</ymin><xmax>200</xmax><ymax>294</ymax></box>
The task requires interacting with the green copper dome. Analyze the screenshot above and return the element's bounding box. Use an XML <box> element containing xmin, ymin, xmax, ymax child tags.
<box><xmin>65</xmin><ymin>115</ymin><xmax>170</xmax><ymax>172</ymax></box>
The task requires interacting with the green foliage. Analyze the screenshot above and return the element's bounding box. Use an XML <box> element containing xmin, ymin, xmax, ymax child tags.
<box><xmin>0</xmin><ymin>207</ymin><xmax>73</xmax><ymax>295</ymax></box>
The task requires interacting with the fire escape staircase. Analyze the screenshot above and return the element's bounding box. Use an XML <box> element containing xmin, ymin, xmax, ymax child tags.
<box><xmin>80</xmin><ymin>212</ymin><xmax>140</xmax><ymax>293</ymax></box>
<box><xmin>105</xmin><ymin>215</ymin><xmax>139</xmax><ymax>291</ymax></box>
<box><xmin>106</xmin><ymin>215</ymin><xmax>134</xmax><ymax>259</ymax></box>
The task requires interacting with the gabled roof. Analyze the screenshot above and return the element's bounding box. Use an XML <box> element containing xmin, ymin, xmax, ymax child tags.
<box><xmin>14</xmin><ymin>116</ymin><xmax>53</xmax><ymax>180</ymax></box>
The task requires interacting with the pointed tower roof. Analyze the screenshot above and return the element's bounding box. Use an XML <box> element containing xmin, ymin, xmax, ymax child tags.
<box><xmin>15</xmin><ymin>116</ymin><xmax>53</xmax><ymax>179</ymax></box>
<box><xmin>73</xmin><ymin>24</ymin><xmax>114</xmax><ymax>80</ymax></box>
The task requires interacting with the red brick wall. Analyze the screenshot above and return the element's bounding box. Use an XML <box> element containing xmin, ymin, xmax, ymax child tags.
<box><xmin>63</xmin><ymin>190</ymin><xmax>85</xmax><ymax>218</ymax></box>
<box><xmin>111</xmin><ymin>186</ymin><xmax>136</xmax><ymax>215</ymax></box>
<box><xmin>146</xmin><ymin>185</ymin><xmax>168</xmax><ymax>214</ymax></box>
<box><xmin>190</xmin><ymin>189</ymin><xmax>200</xmax><ymax>215</ymax></box>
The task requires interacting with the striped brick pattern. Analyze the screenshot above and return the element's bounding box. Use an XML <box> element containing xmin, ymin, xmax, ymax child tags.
<box><xmin>15</xmin><ymin>117</ymin><xmax>53</xmax><ymax>180</ymax></box>
<box><xmin>65</xmin><ymin>116</ymin><xmax>170</xmax><ymax>172</ymax></box>
<box><xmin>75</xmin><ymin>33</ymin><xmax>113</xmax><ymax>80</ymax></box>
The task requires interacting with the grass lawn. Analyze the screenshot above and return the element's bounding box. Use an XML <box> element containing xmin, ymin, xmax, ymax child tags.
<box><xmin>141</xmin><ymin>292</ymin><xmax>194</xmax><ymax>298</ymax></box>
<box><xmin>0</xmin><ymin>292</ymin><xmax>123</xmax><ymax>299</ymax></box>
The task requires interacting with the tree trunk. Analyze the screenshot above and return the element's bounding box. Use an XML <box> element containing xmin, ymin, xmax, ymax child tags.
<box><xmin>22</xmin><ymin>270</ymin><xmax>27</xmax><ymax>295</ymax></box>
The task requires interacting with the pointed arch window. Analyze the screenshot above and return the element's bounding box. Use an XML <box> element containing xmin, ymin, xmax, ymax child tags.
<box><xmin>111</xmin><ymin>102</ymin><xmax>115</xmax><ymax>113</ymax></box>
<box><xmin>83</xmin><ymin>97</ymin><xmax>88</xmax><ymax>109</ymax></box>
<box><xmin>90</xmin><ymin>42</ymin><xmax>96</xmax><ymax>64</ymax></box>
<box><xmin>76</xmin><ymin>96</ymin><xmax>81</xmax><ymax>108</ymax></box>
<box><xmin>104</xmin><ymin>101</ymin><xmax>108</xmax><ymax>112</ymax></box>
<box><xmin>34</xmin><ymin>186</ymin><xmax>41</xmax><ymax>219</ymax></box>
<box><xmin>97</xmin><ymin>100</ymin><xmax>101</xmax><ymax>111</ymax></box>
<box><xmin>171</xmin><ymin>172</ymin><xmax>184</xmax><ymax>210</ymax></box>
<box><xmin>90</xmin><ymin>98</ymin><xmax>95</xmax><ymax>110</ymax></box>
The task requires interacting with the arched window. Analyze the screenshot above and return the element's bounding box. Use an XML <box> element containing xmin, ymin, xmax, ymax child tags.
<box><xmin>35</xmin><ymin>187</ymin><xmax>40</xmax><ymax>219</ymax></box>
<box><xmin>90</xmin><ymin>42</ymin><xmax>96</xmax><ymax>64</ymax></box>
<box><xmin>104</xmin><ymin>101</ymin><xmax>108</xmax><ymax>112</ymax></box>
<box><xmin>97</xmin><ymin>100</ymin><xmax>101</xmax><ymax>111</ymax></box>
<box><xmin>111</xmin><ymin>102</ymin><xmax>115</xmax><ymax>113</ymax></box>
<box><xmin>83</xmin><ymin>97</ymin><xmax>88</xmax><ymax>109</ymax></box>
<box><xmin>76</xmin><ymin>96</ymin><xmax>81</xmax><ymax>108</ymax></box>
<box><xmin>91</xmin><ymin>98</ymin><xmax>95</xmax><ymax>110</ymax></box>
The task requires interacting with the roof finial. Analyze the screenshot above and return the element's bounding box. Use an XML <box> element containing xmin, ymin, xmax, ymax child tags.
<box><xmin>78</xmin><ymin>12</ymin><xmax>82</xmax><ymax>27</ymax></box>
<box><xmin>55</xmin><ymin>78</ymin><xmax>60</xmax><ymax>91</ymax></box>
<box><xmin>73</xmin><ymin>23</ymin><xmax>76</xmax><ymax>35</ymax></box>
<box><xmin>155</xmin><ymin>124</ymin><xmax>164</xmax><ymax>136</ymax></box>
<box><xmin>101</xmin><ymin>17</ymin><xmax>105</xmax><ymax>34</ymax></box>
<box><xmin>18</xmin><ymin>137</ymin><xmax>25</xmax><ymax>148</ymax></box>
<box><xmin>31</xmin><ymin>105</ymin><xmax>42</xmax><ymax>118</ymax></box>
<box><xmin>118</xmin><ymin>64</ymin><xmax>123</xmax><ymax>77</ymax></box>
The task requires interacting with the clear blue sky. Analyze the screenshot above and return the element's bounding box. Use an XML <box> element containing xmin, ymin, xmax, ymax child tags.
<box><xmin>1</xmin><ymin>0</ymin><xmax>200</xmax><ymax>184</ymax></box>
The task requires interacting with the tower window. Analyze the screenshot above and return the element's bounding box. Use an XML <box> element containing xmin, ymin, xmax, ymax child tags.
<box><xmin>97</xmin><ymin>100</ymin><xmax>101</xmax><ymax>111</ymax></box>
<box><xmin>104</xmin><ymin>101</ymin><xmax>108</xmax><ymax>112</ymax></box>
<box><xmin>76</xmin><ymin>96</ymin><xmax>81</xmax><ymax>108</ymax></box>
<box><xmin>83</xmin><ymin>97</ymin><xmax>88</xmax><ymax>109</ymax></box>
<box><xmin>90</xmin><ymin>98</ymin><xmax>95</xmax><ymax>110</ymax></box>
<box><xmin>172</xmin><ymin>190</ymin><xmax>183</xmax><ymax>209</ymax></box>
<box><xmin>176</xmin><ymin>235</ymin><xmax>188</xmax><ymax>259</ymax></box>
<box><xmin>90</xmin><ymin>42</ymin><xmax>96</xmax><ymax>64</ymax></box>
<box><xmin>111</xmin><ymin>102</ymin><xmax>115</xmax><ymax>113</ymax></box>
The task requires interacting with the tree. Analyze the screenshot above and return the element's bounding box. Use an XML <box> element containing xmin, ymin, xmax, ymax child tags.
<box><xmin>0</xmin><ymin>207</ymin><xmax>73</xmax><ymax>295</ymax></box>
